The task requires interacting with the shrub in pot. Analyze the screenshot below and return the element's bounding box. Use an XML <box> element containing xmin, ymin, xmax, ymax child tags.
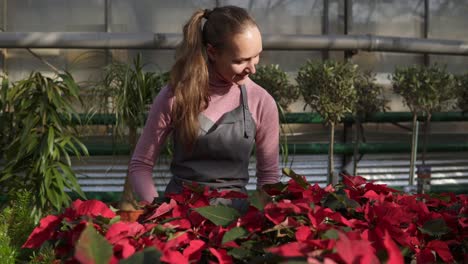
<box><xmin>391</xmin><ymin>64</ymin><xmax>457</xmax><ymax>192</ymax></box>
<box><xmin>351</xmin><ymin>71</ymin><xmax>389</xmax><ymax>175</ymax></box>
<box><xmin>456</xmin><ymin>72</ymin><xmax>468</xmax><ymax>113</ymax></box>
<box><xmin>296</xmin><ymin>60</ymin><xmax>359</xmax><ymax>185</ymax></box>
<box><xmin>249</xmin><ymin>64</ymin><xmax>299</xmax><ymax>112</ymax></box>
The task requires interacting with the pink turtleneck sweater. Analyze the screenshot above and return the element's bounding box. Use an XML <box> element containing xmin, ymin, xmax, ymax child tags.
<box><xmin>129</xmin><ymin>76</ymin><xmax>280</xmax><ymax>202</ymax></box>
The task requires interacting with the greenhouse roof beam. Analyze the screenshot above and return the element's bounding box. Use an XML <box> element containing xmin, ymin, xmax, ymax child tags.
<box><xmin>0</xmin><ymin>32</ymin><xmax>467</xmax><ymax>56</ymax></box>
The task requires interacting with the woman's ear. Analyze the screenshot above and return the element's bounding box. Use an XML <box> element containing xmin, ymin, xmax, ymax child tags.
<box><xmin>206</xmin><ymin>43</ymin><xmax>217</xmax><ymax>61</ymax></box>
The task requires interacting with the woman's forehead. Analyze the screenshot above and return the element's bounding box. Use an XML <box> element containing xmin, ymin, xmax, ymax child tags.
<box><xmin>225</xmin><ymin>26</ymin><xmax>262</xmax><ymax>58</ymax></box>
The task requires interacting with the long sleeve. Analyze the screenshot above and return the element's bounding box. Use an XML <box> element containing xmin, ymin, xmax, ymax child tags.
<box><xmin>128</xmin><ymin>86</ymin><xmax>173</xmax><ymax>202</ymax></box>
<box><xmin>252</xmin><ymin>88</ymin><xmax>280</xmax><ymax>187</ymax></box>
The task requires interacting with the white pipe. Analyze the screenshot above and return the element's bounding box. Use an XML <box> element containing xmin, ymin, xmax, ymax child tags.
<box><xmin>0</xmin><ymin>32</ymin><xmax>467</xmax><ymax>55</ymax></box>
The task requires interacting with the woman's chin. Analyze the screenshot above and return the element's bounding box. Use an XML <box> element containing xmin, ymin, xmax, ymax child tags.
<box><xmin>233</xmin><ymin>75</ymin><xmax>248</xmax><ymax>85</ymax></box>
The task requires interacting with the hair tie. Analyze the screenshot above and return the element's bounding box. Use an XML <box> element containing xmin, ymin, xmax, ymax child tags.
<box><xmin>203</xmin><ymin>9</ymin><xmax>212</xmax><ymax>19</ymax></box>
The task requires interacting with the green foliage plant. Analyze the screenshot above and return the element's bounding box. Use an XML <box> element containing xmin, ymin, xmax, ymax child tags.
<box><xmin>250</xmin><ymin>64</ymin><xmax>299</xmax><ymax>112</ymax></box>
<box><xmin>352</xmin><ymin>72</ymin><xmax>389</xmax><ymax>175</ymax></box>
<box><xmin>296</xmin><ymin>60</ymin><xmax>359</xmax><ymax>185</ymax></box>
<box><xmin>92</xmin><ymin>54</ymin><xmax>169</xmax><ymax>211</ymax></box>
<box><xmin>391</xmin><ymin>65</ymin><xmax>457</xmax><ymax>178</ymax></box>
<box><xmin>93</xmin><ymin>54</ymin><xmax>169</xmax><ymax>142</ymax></box>
<box><xmin>456</xmin><ymin>72</ymin><xmax>468</xmax><ymax>113</ymax></box>
<box><xmin>0</xmin><ymin>74</ymin><xmax>13</xmax><ymax>157</ymax></box>
<box><xmin>0</xmin><ymin>190</ymin><xmax>50</xmax><ymax>263</ymax></box>
<box><xmin>0</xmin><ymin>212</ymin><xmax>16</xmax><ymax>264</ymax></box>
<box><xmin>0</xmin><ymin>72</ymin><xmax>87</xmax><ymax>219</ymax></box>
<box><xmin>250</xmin><ymin>64</ymin><xmax>300</xmax><ymax>167</ymax></box>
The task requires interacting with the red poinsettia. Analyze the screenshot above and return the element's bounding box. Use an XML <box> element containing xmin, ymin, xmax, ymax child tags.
<box><xmin>23</xmin><ymin>172</ymin><xmax>467</xmax><ymax>263</ymax></box>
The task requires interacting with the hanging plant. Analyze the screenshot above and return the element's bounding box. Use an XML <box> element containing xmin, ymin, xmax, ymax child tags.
<box><xmin>296</xmin><ymin>60</ymin><xmax>359</xmax><ymax>184</ymax></box>
<box><xmin>0</xmin><ymin>72</ymin><xmax>87</xmax><ymax>220</ymax></box>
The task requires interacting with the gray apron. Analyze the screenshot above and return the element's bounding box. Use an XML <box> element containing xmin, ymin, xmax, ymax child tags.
<box><xmin>165</xmin><ymin>85</ymin><xmax>255</xmax><ymax>208</ymax></box>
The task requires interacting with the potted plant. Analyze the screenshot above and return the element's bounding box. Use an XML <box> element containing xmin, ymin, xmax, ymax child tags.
<box><xmin>93</xmin><ymin>54</ymin><xmax>169</xmax><ymax>220</ymax></box>
<box><xmin>0</xmin><ymin>72</ymin><xmax>88</xmax><ymax>220</ymax></box>
<box><xmin>250</xmin><ymin>64</ymin><xmax>300</xmax><ymax>166</ymax></box>
<box><xmin>456</xmin><ymin>72</ymin><xmax>468</xmax><ymax>113</ymax></box>
<box><xmin>296</xmin><ymin>60</ymin><xmax>359</xmax><ymax>185</ymax></box>
<box><xmin>249</xmin><ymin>64</ymin><xmax>299</xmax><ymax>112</ymax></box>
<box><xmin>391</xmin><ymin>64</ymin><xmax>457</xmax><ymax>193</ymax></box>
<box><xmin>351</xmin><ymin>71</ymin><xmax>389</xmax><ymax>175</ymax></box>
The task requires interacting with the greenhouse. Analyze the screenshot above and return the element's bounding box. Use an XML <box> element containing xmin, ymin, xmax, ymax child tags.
<box><xmin>0</xmin><ymin>1</ymin><xmax>467</xmax><ymax>263</ymax></box>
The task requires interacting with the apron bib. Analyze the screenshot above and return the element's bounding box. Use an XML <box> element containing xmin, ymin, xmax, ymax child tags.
<box><xmin>166</xmin><ymin>85</ymin><xmax>256</xmax><ymax>198</ymax></box>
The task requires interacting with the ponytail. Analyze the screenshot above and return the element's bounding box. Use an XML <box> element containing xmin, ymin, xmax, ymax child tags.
<box><xmin>170</xmin><ymin>6</ymin><xmax>257</xmax><ymax>149</ymax></box>
<box><xmin>170</xmin><ymin>9</ymin><xmax>210</xmax><ymax>150</ymax></box>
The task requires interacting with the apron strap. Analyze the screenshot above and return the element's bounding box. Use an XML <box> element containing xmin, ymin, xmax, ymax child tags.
<box><xmin>240</xmin><ymin>84</ymin><xmax>250</xmax><ymax>138</ymax></box>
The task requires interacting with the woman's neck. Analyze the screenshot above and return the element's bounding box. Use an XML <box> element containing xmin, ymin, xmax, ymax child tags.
<box><xmin>208</xmin><ymin>63</ymin><xmax>233</xmax><ymax>90</ymax></box>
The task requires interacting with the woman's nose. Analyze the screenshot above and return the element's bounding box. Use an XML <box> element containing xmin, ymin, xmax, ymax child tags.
<box><xmin>246</xmin><ymin>61</ymin><xmax>256</xmax><ymax>74</ymax></box>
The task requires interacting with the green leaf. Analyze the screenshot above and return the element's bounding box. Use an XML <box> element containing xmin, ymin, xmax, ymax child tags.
<box><xmin>282</xmin><ymin>168</ymin><xmax>309</xmax><ymax>189</ymax></box>
<box><xmin>119</xmin><ymin>247</ymin><xmax>161</xmax><ymax>264</ymax></box>
<box><xmin>60</xmin><ymin>72</ymin><xmax>80</xmax><ymax>98</ymax></box>
<box><xmin>72</xmin><ymin>136</ymin><xmax>89</xmax><ymax>156</ymax></box>
<box><xmin>249</xmin><ymin>189</ymin><xmax>272</xmax><ymax>211</ymax></box>
<box><xmin>321</xmin><ymin>229</ymin><xmax>339</xmax><ymax>240</ymax></box>
<box><xmin>52</xmin><ymin>166</ymin><xmax>65</xmax><ymax>193</ymax></box>
<box><xmin>222</xmin><ymin>227</ymin><xmax>248</xmax><ymax>244</ymax></box>
<box><xmin>75</xmin><ymin>224</ymin><xmax>113</xmax><ymax>264</ymax></box>
<box><xmin>194</xmin><ymin>205</ymin><xmax>240</xmax><ymax>227</ymax></box>
<box><xmin>228</xmin><ymin>247</ymin><xmax>253</xmax><ymax>259</ymax></box>
<box><xmin>428</xmin><ymin>193</ymin><xmax>451</xmax><ymax>203</ymax></box>
<box><xmin>321</xmin><ymin>193</ymin><xmax>340</xmax><ymax>211</ymax></box>
<box><xmin>418</xmin><ymin>218</ymin><xmax>451</xmax><ymax>237</ymax></box>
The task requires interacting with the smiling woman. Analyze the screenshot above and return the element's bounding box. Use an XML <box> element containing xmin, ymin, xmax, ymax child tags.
<box><xmin>207</xmin><ymin>25</ymin><xmax>263</xmax><ymax>84</ymax></box>
<box><xmin>128</xmin><ymin>6</ymin><xmax>280</xmax><ymax>204</ymax></box>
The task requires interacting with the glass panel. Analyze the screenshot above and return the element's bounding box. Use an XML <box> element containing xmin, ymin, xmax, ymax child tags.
<box><xmin>350</xmin><ymin>0</ymin><xmax>424</xmax><ymax>37</ymax></box>
<box><xmin>8</xmin><ymin>0</ymin><xmax>106</xmax><ymax>31</ymax></box>
<box><xmin>110</xmin><ymin>0</ymin><xmax>216</xmax><ymax>80</ymax></box>
<box><xmin>429</xmin><ymin>0</ymin><xmax>467</xmax><ymax>40</ymax></box>
<box><xmin>6</xmin><ymin>0</ymin><xmax>107</xmax><ymax>82</ymax></box>
<box><xmin>111</xmin><ymin>0</ymin><xmax>216</xmax><ymax>33</ymax></box>
<box><xmin>219</xmin><ymin>0</ymin><xmax>323</xmax><ymax>35</ymax></box>
<box><xmin>349</xmin><ymin>0</ymin><xmax>425</xmax><ymax>111</ymax></box>
<box><xmin>328</xmin><ymin>0</ymin><xmax>345</xmax><ymax>34</ymax></box>
<box><xmin>428</xmin><ymin>0</ymin><xmax>468</xmax><ymax>74</ymax></box>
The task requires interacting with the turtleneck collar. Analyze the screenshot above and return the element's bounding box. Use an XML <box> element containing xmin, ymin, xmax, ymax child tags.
<box><xmin>208</xmin><ymin>62</ymin><xmax>234</xmax><ymax>92</ymax></box>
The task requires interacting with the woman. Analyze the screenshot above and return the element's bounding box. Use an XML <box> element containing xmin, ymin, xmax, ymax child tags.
<box><xmin>129</xmin><ymin>6</ymin><xmax>279</xmax><ymax>203</ymax></box>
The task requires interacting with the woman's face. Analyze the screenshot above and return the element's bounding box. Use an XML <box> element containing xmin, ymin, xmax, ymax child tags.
<box><xmin>208</xmin><ymin>25</ymin><xmax>262</xmax><ymax>85</ymax></box>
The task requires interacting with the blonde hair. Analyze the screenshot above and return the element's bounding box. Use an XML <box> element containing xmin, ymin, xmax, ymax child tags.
<box><xmin>170</xmin><ymin>6</ymin><xmax>257</xmax><ymax>149</ymax></box>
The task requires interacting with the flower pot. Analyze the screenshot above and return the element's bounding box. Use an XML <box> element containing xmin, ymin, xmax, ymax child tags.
<box><xmin>416</xmin><ymin>165</ymin><xmax>431</xmax><ymax>194</ymax></box>
<box><xmin>117</xmin><ymin>209</ymin><xmax>145</xmax><ymax>222</ymax></box>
